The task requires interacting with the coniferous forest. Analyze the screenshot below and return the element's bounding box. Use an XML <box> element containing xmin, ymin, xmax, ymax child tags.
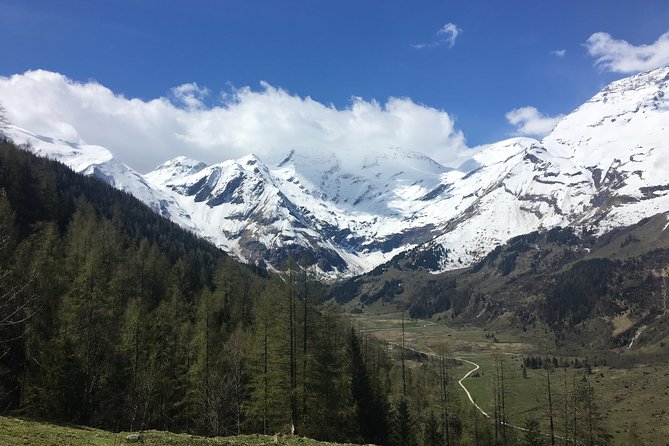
<box><xmin>0</xmin><ymin>138</ymin><xmax>615</xmax><ymax>445</ymax></box>
<box><xmin>0</xmin><ymin>139</ymin><xmax>460</xmax><ymax>445</ymax></box>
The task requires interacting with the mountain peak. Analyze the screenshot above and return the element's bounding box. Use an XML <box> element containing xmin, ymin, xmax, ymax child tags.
<box><xmin>153</xmin><ymin>155</ymin><xmax>208</xmax><ymax>172</ymax></box>
<box><xmin>145</xmin><ymin>155</ymin><xmax>209</xmax><ymax>186</ymax></box>
<box><xmin>9</xmin><ymin>68</ymin><xmax>669</xmax><ymax>278</ymax></box>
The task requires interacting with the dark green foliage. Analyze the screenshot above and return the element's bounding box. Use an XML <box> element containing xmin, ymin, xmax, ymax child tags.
<box><xmin>0</xmin><ymin>141</ymin><xmax>404</xmax><ymax>443</ymax></box>
<box><xmin>545</xmin><ymin>226</ymin><xmax>580</xmax><ymax>245</ymax></box>
<box><xmin>423</xmin><ymin>412</ymin><xmax>442</xmax><ymax>446</ymax></box>
<box><xmin>523</xmin><ymin>417</ymin><xmax>544</xmax><ymax>446</ymax></box>
<box><xmin>2</xmin><ymin>139</ymin><xmax>613</xmax><ymax>445</ymax></box>
<box><xmin>408</xmin><ymin>278</ymin><xmax>455</xmax><ymax>318</ymax></box>
<box><xmin>402</xmin><ymin>244</ymin><xmax>449</xmax><ymax>270</ymax></box>
<box><xmin>360</xmin><ymin>279</ymin><xmax>404</xmax><ymax>305</ymax></box>
<box><xmin>350</xmin><ymin>328</ymin><xmax>389</xmax><ymax>445</ymax></box>
<box><xmin>545</xmin><ymin>258</ymin><xmax>618</xmax><ymax>326</ymax></box>
<box><xmin>471</xmin><ymin>245</ymin><xmax>503</xmax><ymax>273</ymax></box>
<box><xmin>330</xmin><ymin>278</ymin><xmax>363</xmax><ymax>304</ymax></box>
<box><xmin>498</xmin><ymin>251</ymin><xmax>519</xmax><ymax>276</ymax></box>
<box><xmin>390</xmin><ymin>398</ymin><xmax>417</xmax><ymax>446</ymax></box>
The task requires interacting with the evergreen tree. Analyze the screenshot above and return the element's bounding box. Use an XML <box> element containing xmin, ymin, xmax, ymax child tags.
<box><xmin>423</xmin><ymin>412</ymin><xmax>442</xmax><ymax>446</ymax></box>
<box><xmin>573</xmin><ymin>375</ymin><xmax>611</xmax><ymax>446</ymax></box>
<box><xmin>523</xmin><ymin>417</ymin><xmax>545</xmax><ymax>446</ymax></box>
<box><xmin>391</xmin><ymin>397</ymin><xmax>417</xmax><ymax>446</ymax></box>
<box><xmin>304</xmin><ymin>304</ymin><xmax>354</xmax><ymax>442</ymax></box>
<box><xmin>246</xmin><ymin>286</ymin><xmax>291</xmax><ymax>433</ymax></box>
<box><xmin>350</xmin><ymin>327</ymin><xmax>388</xmax><ymax>445</ymax></box>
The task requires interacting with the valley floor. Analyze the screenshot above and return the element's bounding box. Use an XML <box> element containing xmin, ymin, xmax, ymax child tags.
<box><xmin>353</xmin><ymin>311</ymin><xmax>669</xmax><ymax>446</ymax></box>
<box><xmin>0</xmin><ymin>417</ymin><xmax>364</xmax><ymax>446</ymax></box>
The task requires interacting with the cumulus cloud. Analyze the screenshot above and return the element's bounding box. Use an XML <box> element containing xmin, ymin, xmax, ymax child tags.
<box><xmin>0</xmin><ymin>70</ymin><xmax>470</xmax><ymax>172</ymax></box>
<box><xmin>506</xmin><ymin>106</ymin><xmax>564</xmax><ymax>138</ymax></box>
<box><xmin>585</xmin><ymin>30</ymin><xmax>669</xmax><ymax>73</ymax></box>
<box><xmin>412</xmin><ymin>22</ymin><xmax>462</xmax><ymax>49</ymax></box>
<box><xmin>551</xmin><ymin>49</ymin><xmax>566</xmax><ymax>58</ymax></box>
<box><xmin>170</xmin><ymin>82</ymin><xmax>209</xmax><ymax>110</ymax></box>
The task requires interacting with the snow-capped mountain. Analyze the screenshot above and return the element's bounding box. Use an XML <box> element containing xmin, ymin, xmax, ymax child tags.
<box><xmin>4</xmin><ymin>127</ymin><xmax>200</xmax><ymax>234</ymax></box>
<box><xmin>143</xmin><ymin>147</ymin><xmax>453</xmax><ymax>275</ymax></box>
<box><xmin>6</xmin><ymin>66</ymin><xmax>669</xmax><ymax>278</ymax></box>
<box><xmin>411</xmin><ymin>66</ymin><xmax>669</xmax><ymax>269</ymax></box>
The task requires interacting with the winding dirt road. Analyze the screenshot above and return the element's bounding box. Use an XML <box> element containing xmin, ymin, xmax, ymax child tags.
<box><xmin>360</xmin><ymin>319</ymin><xmax>567</xmax><ymax>441</ymax></box>
<box><xmin>456</xmin><ymin>358</ymin><xmax>489</xmax><ymax>418</ymax></box>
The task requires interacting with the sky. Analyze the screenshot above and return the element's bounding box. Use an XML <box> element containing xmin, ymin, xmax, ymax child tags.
<box><xmin>1</xmin><ymin>0</ymin><xmax>669</xmax><ymax>172</ymax></box>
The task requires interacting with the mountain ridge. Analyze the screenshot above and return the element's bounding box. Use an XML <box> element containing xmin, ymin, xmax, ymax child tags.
<box><xmin>5</xmin><ymin>65</ymin><xmax>669</xmax><ymax>278</ymax></box>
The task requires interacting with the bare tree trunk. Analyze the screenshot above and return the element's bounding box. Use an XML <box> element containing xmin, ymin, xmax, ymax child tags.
<box><xmin>401</xmin><ymin>310</ymin><xmax>406</xmax><ymax>397</ymax></box>
<box><xmin>564</xmin><ymin>366</ymin><xmax>568</xmax><ymax>446</ymax></box>
<box><xmin>493</xmin><ymin>372</ymin><xmax>499</xmax><ymax>444</ymax></box>
<box><xmin>263</xmin><ymin>312</ymin><xmax>268</xmax><ymax>435</ymax></box>
<box><xmin>302</xmin><ymin>268</ymin><xmax>307</xmax><ymax>419</ymax></box>
<box><xmin>500</xmin><ymin>359</ymin><xmax>507</xmax><ymax>445</ymax></box>
<box><xmin>572</xmin><ymin>373</ymin><xmax>577</xmax><ymax>443</ymax></box>
<box><xmin>547</xmin><ymin>367</ymin><xmax>555</xmax><ymax>445</ymax></box>
<box><xmin>439</xmin><ymin>348</ymin><xmax>450</xmax><ymax>445</ymax></box>
<box><xmin>288</xmin><ymin>267</ymin><xmax>297</xmax><ymax>432</ymax></box>
<box><xmin>204</xmin><ymin>296</ymin><xmax>210</xmax><ymax>432</ymax></box>
<box><xmin>473</xmin><ymin>407</ymin><xmax>480</xmax><ymax>446</ymax></box>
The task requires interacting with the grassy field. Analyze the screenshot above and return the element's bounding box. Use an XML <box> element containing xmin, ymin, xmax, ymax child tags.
<box><xmin>352</xmin><ymin>310</ymin><xmax>669</xmax><ymax>446</ymax></box>
<box><xmin>0</xmin><ymin>417</ymin><xmax>363</xmax><ymax>446</ymax></box>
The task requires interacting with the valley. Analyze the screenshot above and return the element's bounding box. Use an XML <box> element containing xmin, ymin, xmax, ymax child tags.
<box><xmin>3</xmin><ymin>4</ymin><xmax>669</xmax><ymax>446</ymax></box>
<box><xmin>352</xmin><ymin>311</ymin><xmax>669</xmax><ymax>445</ymax></box>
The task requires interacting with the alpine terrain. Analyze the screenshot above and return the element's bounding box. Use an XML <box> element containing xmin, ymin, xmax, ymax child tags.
<box><xmin>6</xmin><ymin>66</ymin><xmax>669</xmax><ymax>278</ymax></box>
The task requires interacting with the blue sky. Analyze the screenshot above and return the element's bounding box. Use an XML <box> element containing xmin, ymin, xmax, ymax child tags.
<box><xmin>1</xmin><ymin>0</ymin><xmax>669</xmax><ymax>170</ymax></box>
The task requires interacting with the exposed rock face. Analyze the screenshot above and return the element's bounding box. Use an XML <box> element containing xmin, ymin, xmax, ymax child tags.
<box><xmin>8</xmin><ymin>66</ymin><xmax>669</xmax><ymax>278</ymax></box>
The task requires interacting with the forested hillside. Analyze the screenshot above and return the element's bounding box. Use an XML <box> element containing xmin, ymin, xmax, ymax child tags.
<box><xmin>336</xmin><ymin>218</ymin><xmax>669</xmax><ymax>352</ymax></box>
<box><xmin>0</xmin><ymin>139</ymin><xmax>497</xmax><ymax>445</ymax></box>
<box><xmin>0</xmin><ymin>140</ymin><xmax>374</xmax><ymax>440</ymax></box>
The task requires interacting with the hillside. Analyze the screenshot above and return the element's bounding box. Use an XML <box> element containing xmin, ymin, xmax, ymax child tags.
<box><xmin>0</xmin><ymin>140</ymin><xmax>395</xmax><ymax>445</ymax></box>
<box><xmin>0</xmin><ymin>417</ymin><xmax>363</xmax><ymax>446</ymax></box>
<box><xmin>2</xmin><ymin>137</ymin><xmax>619</xmax><ymax>445</ymax></box>
<box><xmin>335</xmin><ymin>212</ymin><xmax>669</xmax><ymax>352</ymax></box>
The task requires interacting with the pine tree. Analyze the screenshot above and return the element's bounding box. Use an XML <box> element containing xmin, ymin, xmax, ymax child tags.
<box><xmin>304</xmin><ymin>304</ymin><xmax>354</xmax><ymax>442</ymax></box>
<box><xmin>573</xmin><ymin>375</ymin><xmax>611</xmax><ymax>446</ymax></box>
<box><xmin>221</xmin><ymin>327</ymin><xmax>248</xmax><ymax>435</ymax></box>
<box><xmin>437</xmin><ymin>346</ymin><xmax>451</xmax><ymax>446</ymax></box>
<box><xmin>523</xmin><ymin>417</ymin><xmax>545</xmax><ymax>446</ymax></box>
<box><xmin>392</xmin><ymin>397</ymin><xmax>417</xmax><ymax>446</ymax></box>
<box><xmin>246</xmin><ymin>286</ymin><xmax>291</xmax><ymax>434</ymax></box>
<box><xmin>56</xmin><ymin>206</ymin><xmax>118</xmax><ymax>424</ymax></box>
<box><xmin>349</xmin><ymin>327</ymin><xmax>388</xmax><ymax>445</ymax></box>
<box><xmin>423</xmin><ymin>412</ymin><xmax>442</xmax><ymax>446</ymax></box>
<box><xmin>121</xmin><ymin>297</ymin><xmax>145</xmax><ymax>430</ymax></box>
<box><xmin>189</xmin><ymin>287</ymin><xmax>231</xmax><ymax>435</ymax></box>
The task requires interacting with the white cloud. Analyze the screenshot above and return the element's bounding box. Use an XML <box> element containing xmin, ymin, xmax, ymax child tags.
<box><xmin>551</xmin><ymin>49</ymin><xmax>566</xmax><ymax>58</ymax></box>
<box><xmin>506</xmin><ymin>106</ymin><xmax>564</xmax><ymax>138</ymax></box>
<box><xmin>170</xmin><ymin>82</ymin><xmax>209</xmax><ymax>110</ymax></box>
<box><xmin>412</xmin><ymin>22</ymin><xmax>462</xmax><ymax>49</ymax></box>
<box><xmin>438</xmin><ymin>23</ymin><xmax>461</xmax><ymax>48</ymax></box>
<box><xmin>0</xmin><ymin>70</ymin><xmax>470</xmax><ymax>172</ymax></box>
<box><xmin>585</xmin><ymin>31</ymin><xmax>669</xmax><ymax>73</ymax></box>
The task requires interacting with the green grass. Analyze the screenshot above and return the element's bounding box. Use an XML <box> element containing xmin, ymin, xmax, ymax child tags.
<box><xmin>354</xmin><ymin>312</ymin><xmax>669</xmax><ymax>446</ymax></box>
<box><xmin>0</xmin><ymin>417</ymin><xmax>364</xmax><ymax>446</ymax></box>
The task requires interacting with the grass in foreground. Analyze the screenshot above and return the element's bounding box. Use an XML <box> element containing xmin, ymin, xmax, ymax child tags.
<box><xmin>0</xmin><ymin>417</ymin><xmax>364</xmax><ymax>446</ymax></box>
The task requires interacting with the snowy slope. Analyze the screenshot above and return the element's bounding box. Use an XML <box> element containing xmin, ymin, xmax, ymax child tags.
<box><xmin>544</xmin><ymin>66</ymin><xmax>669</xmax><ymax>230</ymax></box>
<box><xmin>6</xmin><ymin>66</ymin><xmax>669</xmax><ymax>278</ymax></box>
<box><xmin>5</xmin><ymin>126</ymin><xmax>199</xmax><ymax>233</ymax></box>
